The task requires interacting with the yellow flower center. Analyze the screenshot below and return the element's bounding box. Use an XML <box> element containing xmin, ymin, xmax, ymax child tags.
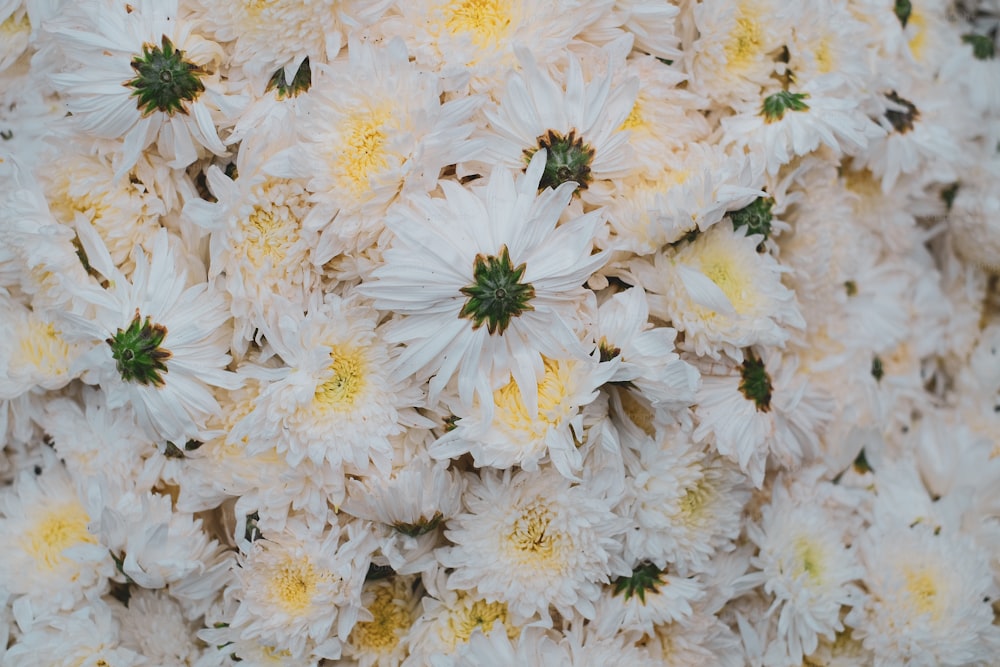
<box><xmin>815</xmin><ymin>37</ymin><xmax>834</xmax><ymax>74</ymax></box>
<box><xmin>793</xmin><ymin>536</ymin><xmax>825</xmax><ymax>582</ymax></box>
<box><xmin>903</xmin><ymin>567</ymin><xmax>939</xmax><ymax>617</ymax></box>
<box><xmin>493</xmin><ymin>357</ymin><xmax>574</xmax><ymax>441</ymax></box>
<box><xmin>269</xmin><ymin>559</ymin><xmax>320</xmax><ymax>614</ymax></box>
<box><xmin>691</xmin><ymin>242</ymin><xmax>758</xmax><ymax>314</ymax></box>
<box><xmin>333</xmin><ymin>108</ymin><xmax>394</xmax><ymax>198</ymax></box>
<box><xmin>24</xmin><ymin>503</ymin><xmax>97</xmax><ymax>571</ymax></box>
<box><xmin>907</xmin><ymin>10</ymin><xmax>928</xmax><ymax>61</ymax></box>
<box><xmin>17</xmin><ymin>317</ymin><xmax>72</xmax><ymax>377</ymax></box>
<box><xmin>349</xmin><ymin>584</ymin><xmax>412</xmax><ymax>653</ymax></box>
<box><xmin>0</xmin><ymin>11</ymin><xmax>29</xmax><ymax>37</ymax></box>
<box><xmin>506</xmin><ymin>501</ymin><xmax>564</xmax><ymax>568</ymax></box>
<box><xmin>620</xmin><ymin>98</ymin><xmax>646</xmax><ymax>133</ymax></box>
<box><xmin>445</xmin><ymin>597</ymin><xmax>516</xmax><ymax>648</ymax></box>
<box><xmin>445</xmin><ymin>0</ymin><xmax>512</xmax><ymax>48</ymax></box>
<box><xmin>314</xmin><ymin>345</ymin><xmax>367</xmax><ymax>412</ymax></box>
<box><xmin>679</xmin><ymin>473</ymin><xmax>712</xmax><ymax>520</ymax></box>
<box><xmin>725</xmin><ymin>14</ymin><xmax>763</xmax><ymax>69</ymax></box>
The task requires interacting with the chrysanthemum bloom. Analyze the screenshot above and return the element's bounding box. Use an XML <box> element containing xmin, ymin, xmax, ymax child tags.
<box><xmin>343</xmin><ymin>575</ymin><xmax>422</xmax><ymax>667</ymax></box>
<box><xmin>65</xmin><ymin>227</ymin><xmax>240</xmax><ymax>443</ymax></box>
<box><xmin>438</xmin><ymin>469</ymin><xmax>628</xmax><ymax>624</ymax></box>
<box><xmin>46</xmin><ymin>0</ymin><xmax>239</xmax><ymax>176</ymax></box>
<box><xmin>360</xmin><ymin>150</ymin><xmax>608</xmax><ymax>410</ymax></box>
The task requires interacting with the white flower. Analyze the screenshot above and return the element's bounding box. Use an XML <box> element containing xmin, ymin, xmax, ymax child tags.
<box><xmin>46</xmin><ymin>0</ymin><xmax>238</xmax><ymax>176</ymax></box>
<box><xmin>0</xmin><ymin>294</ymin><xmax>83</xmax><ymax>401</ymax></box>
<box><xmin>632</xmin><ymin>219</ymin><xmax>804</xmax><ymax>361</ymax></box>
<box><xmin>113</xmin><ymin>589</ymin><xmax>207</xmax><ymax>666</ymax></box>
<box><xmin>438</xmin><ymin>469</ymin><xmax>628</xmax><ymax>623</ymax></box>
<box><xmin>846</xmin><ymin>523</ymin><xmax>1000</xmax><ymax>666</ymax></box>
<box><xmin>592</xmin><ymin>561</ymin><xmax>705</xmax><ymax>635</ymax></box>
<box><xmin>360</xmin><ymin>150</ymin><xmax>607</xmax><ymax>409</ymax></box>
<box><xmin>64</xmin><ymin>226</ymin><xmax>240</xmax><ymax>444</ymax></box>
<box><xmin>745</xmin><ymin>481</ymin><xmax>864</xmax><ymax>663</ymax></box>
<box><xmin>343</xmin><ymin>575</ymin><xmax>422</xmax><ymax>667</ymax></box>
<box><xmin>0</xmin><ymin>463</ymin><xmax>113</xmax><ymax>615</ymax></box>
<box><xmin>431</xmin><ymin>352</ymin><xmax>615</xmax><ymax>478</ymax></box>
<box><xmin>294</xmin><ymin>37</ymin><xmax>483</xmax><ymax>256</ymax></box>
<box><xmin>229</xmin><ymin>518</ymin><xmax>377</xmax><ymax>660</ymax></box>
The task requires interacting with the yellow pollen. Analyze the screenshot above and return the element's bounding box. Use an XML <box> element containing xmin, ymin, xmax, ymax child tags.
<box><xmin>815</xmin><ymin>38</ymin><xmax>834</xmax><ymax>74</ymax></box>
<box><xmin>314</xmin><ymin>345</ymin><xmax>367</xmax><ymax>412</ymax></box>
<box><xmin>18</xmin><ymin>318</ymin><xmax>71</xmax><ymax>377</ymax></box>
<box><xmin>679</xmin><ymin>474</ymin><xmax>712</xmax><ymax>520</ymax></box>
<box><xmin>903</xmin><ymin>567</ymin><xmax>938</xmax><ymax>617</ymax></box>
<box><xmin>334</xmin><ymin>109</ymin><xmax>394</xmax><ymax>197</ymax></box>
<box><xmin>907</xmin><ymin>10</ymin><xmax>928</xmax><ymax>61</ymax></box>
<box><xmin>493</xmin><ymin>357</ymin><xmax>573</xmax><ymax>440</ymax></box>
<box><xmin>445</xmin><ymin>0</ymin><xmax>512</xmax><ymax>48</ymax></box>
<box><xmin>507</xmin><ymin>501</ymin><xmax>562</xmax><ymax>566</ymax></box>
<box><xmin>445</xmin><ymin>597</ymin><xmax>515</xmax><ymax>647</ymax></box>
<box><xmin>269</xmin><ymin>559</ymin><xmax>319</xmax><ymax>614</ymax></box>
<box><xmin>349</xmin><ymin>584</ymin><xmax>412</xmax><ymax>652</ymax></box>
<box><xmin>696</xmin><ymin>245</ymin><xmax>757</xmax><ymax>313</ymax></box>
<box><xmin>793</xmin><ymin>536</ymin><xmax>824</xmax><ymax>581</ymax></box>
<box><xmin>240</xmin><ymin>193</ymin><xmax>297</xmax><ymax>268</ymax></box>
<box><xmin>23</xmin><ymin>503</ymin><xmax>96</xmax><ymax>571</ymax></box>
<box><xmin>725</xmin><ymin>14</ymin><xmax>763</xmax><ymax>69</ymax></box>
<box><xmin>620</xmin><ymin>98</ymin><xmax>646</xmax><ymax>133</ymax></box>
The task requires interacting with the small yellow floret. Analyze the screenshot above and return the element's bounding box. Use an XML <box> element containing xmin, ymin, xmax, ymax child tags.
<box><xmin>24</xmin><ymin>503</ymin><xmax>96</xmax><ymax>571</ymax></box>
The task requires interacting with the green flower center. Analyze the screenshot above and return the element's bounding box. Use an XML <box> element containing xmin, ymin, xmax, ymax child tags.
<box><xmin>884</xmin><ymin>91</ymin><xmax>918</xmax><ymax>133</ymax></box>
<box><xmin>459</xmin><ymin>244</ymin><xmax>535</xmax><ymax>335</ymax></box>
<box><xmin>962</xmin><ymin>33</ymin><xmax>995</xmax><ymax>61</ymax></box>
<box><xmin>612</xmin><ymin>561</ymin><xmax>667</xmax><ymax>604</ymax></box>
<box><xmin>126</xmin><ymin>35</ymin><xmax>205</xmax><ymax>116</ymax></box>
<box><xmin>729</xmin><ymin>196</ymin><xmax>773</xmax><ymax>241</ymax></box>
<box><xmin>738</xmin><ymin>351</ymin><xmax>773</xmax><ymax>412</ymax></box>
<box><xmin>392</xmin><ymin>512</ymin><xmax>444</xmax><ymax>537</ymax></box>
<box><xmin>871</xmin><ymin>356</ymin><xmax>884</xmax><ymax>382</ymax></box>
<box><xmin>894</xmin><ymin>0</ymin><xmax>912</xmax><ymax>27</ymax></box>
<box><xmin>760</xmin><ymin>90</ymin><xmax>810</xmax><ymax>123</ymax></box>
<box><xmin>523</xmin><ymin>129</ymin><xmax>595</xmax><ymax>191</ymax></box>
<box><xmin>267</xmin><ymin>58</ymin><xmax>313</xmax><ymax>99</ymax></box>
<box><xmin>106</xmin><ymin>310</ymin><xmax>171</xmax><ymax>386</ymax></box>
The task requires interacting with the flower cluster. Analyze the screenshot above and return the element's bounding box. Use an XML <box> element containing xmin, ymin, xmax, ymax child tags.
<box><xmin>1</xmin><ymin>0</ymin><xmax>999</xmax><ymax>665</ymax></box>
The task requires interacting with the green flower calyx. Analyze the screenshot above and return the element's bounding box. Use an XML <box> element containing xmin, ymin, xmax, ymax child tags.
<box><xmin>760</xmin><ymin>90</ymin><xmax>810</xmax><ymax>123</ymax></box>
<box><xmin>730</xmin><ymin>196</ymin><xmax>774</xmax><ymax>240</ymax></box>
<box><xmin>894</xmin><ymin>0</ymin><xmax>912</xmax><ymax>27</ymax></box>
<box><xmin>884</xmin><ymin>91</ymin><xmax>918</xmax><ymax>134</ymax></box>
<box><xmin>739</xmin><ymin>350</ymin><xmax>773</xmax><ymax>412</ymax></box>
<box><xmin>126</xmin><ymin>35</ymin><xmax>206</xmax><ymax>116</ymax></box>
<box><xmin>962</xmin><ymin>34</ymin><xmax>995</xmax><ymax>61</ymax></box>
<box><xmin>267</xmin><ymin>57</ymin><xmax>313</xmax><ymax>99</ymax></box>
<box><xmin>106</xmin><ymin>310</ymin><xmax>171</xmax><ymax>386</ymax></box>
<box><xmin>459</xmin><ymin>245</ymin><xmax>535</xmax><ymax>335</ymax></box>
<box><xmin>524</xmin><ymin>129</ymin><xmax>596</xmax><ymax>191</ymax></box>
<box><xmin>612</xmin><ymin>561</ymin><xmax>667</xmax><ymax>603</ymax></box>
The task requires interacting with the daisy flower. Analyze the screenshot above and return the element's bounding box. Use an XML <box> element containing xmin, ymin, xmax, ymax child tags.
<box><xmin>438</xmin><ymin>469</ymin><xmax>628</xmax><ymax>624</ymax></box>
<box><xmin>744</xmin><ymin>481</ymin><xmax>864</xmax><ymax>664</ymax></box>
<box><xmin>0</xmin><ymin>462</ymin><xmax>113</xmax><ymax>615</ymax></box>
<box><xmin>430</xmin><ymin>352</ymin><xmax>615</xmax><ymax>478</ymax></box>
<box><xmin>0</xmin><ymin>294</ymin><xmax>83</xmax><ymax>401</ymax></box>
<box><xmin>631</xmin><ymin>219</ymin><xmax>804</xmax><ymax>361</ymax></box>
<box><xmin>64</xmin><ymin>226</ymin><xmax>240</xmax><ymax>444</ymax></box>
<box><xmin>475</xmin><ymin>40</ymin><xmax>638</xmax><ymax>195</ymax></box>
<box><xmin>229</xmin><ymin>518</ymin><xmax>377</xmax><ymax>661</ymax></box>
<box><xmin>360</xmin><ymin>150</ymin><xmax>608</xmax><ymax>410</ymax></box>
<box><xmin>46</xmin><ymin>0</ymin><xmax>238</xmax><ymax>176</ymax></box>
<box><xmin>343</xmin><ymin>575</ymin><xmax>422</xmax><ymax>667</ymax></box>
<box><xmin>294</xmin><ymin>37</ymin><xmax>483</xmax><ymax>256</ymax></box>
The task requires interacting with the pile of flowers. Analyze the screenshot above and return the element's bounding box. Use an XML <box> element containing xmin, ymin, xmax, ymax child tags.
<box><xmin>1</xmin><ymin>0</ymin><xmax>1000</xmax><ymax>664</ymax></box>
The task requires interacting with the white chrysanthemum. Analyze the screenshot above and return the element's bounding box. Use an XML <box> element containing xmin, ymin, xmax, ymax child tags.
<box><xmin>46</xmin><ymin>0</ymin><xmax>238</xmax><ymax>176</ymax></box>
<box><xmin>295</xmin><ymin>37</ymin><xmax>482</xmax><ymax>256</ymax></box>
<box><xmin>230</xmin><ymin>519</ymin><xmax>377</xmax><ymax>661</ymax></box>
<box><xmin>640</xmin><ymin>607</ymin><xmax>744</xmax><ymax>667</ymax></box>
<box><xmin>3</xmin><ymin>601</ymin><xmax>144</xmax><ymax>667</ymax></box>
<box><xmin>745</xmin><ymin>482</ymin><xmax>864</xmax><ymax>663</ymax></box>
<box><xmin>581</xmin><ymin>0</ymin><xmax>681</xmax><ymax>60</ymax></box>
<box><xmin>343</xmin><ymin>575</ymin><xmax>422</xmax><ymax>667</ymax></box>
<box><xmin>64</xmin><ymin>226</ymin><xmax>240</xmax><ymax>443</ymax></box>
<box><xmin>0</xmin><ymin>464</ymin><xmax>113</xmax><ymax>615</ymax></box>
<box><xmin>38</xmin><ymin>143</ymin><xmax>164</xmax><ymax>275</ymax></box>
<box><xmin>387</xmin><ymin>0</ymin><xmax>613</xmax><ymax>93</ymax></box>
<box><xmin>438</xmin><ymin>469</ymin><xmax>628</xmax><ymax>623</ymax></box>
<box><xmin>686</xmin><ymin>0</ymin><xmax>791</xmax><ymax>104</ymax></box>
<box><xmin>721</xmin><ymin>82</ymin><xmax>884</xmax><ymax>176</ymax></box>
<box><xmin>112</xmin><ymin>588</ymin><xmax>207</xmax><ymax>666</ymax></box>
<box><xmin>231</xmin><ymin>294</ymin><xmax>416</xmax><ymax>477</ymax></box>
<box><xmin>785</xmin><ymin>1</ymin><xmax>878</xmax><ymax>95</ymax></box>
<box><xmin>0</xmin><ymin>294</ymin><xmax>83</xmax><ymax>401</ymax></box>
<box><xmin>475</xmin><ymin>40</ymin><xmax>638</xmax><ymax>193</ymax></box>
<box><xmin>693</xmin><ymin>350</ymin><xmax>833</xmax><ymax>487</ymax></box>
<box><xmin>360</xmin><ymin>150</ymin><xmax>607</xmax><ymax>409</ymax></box>
<box><xmin>190</xmin><ymin>0</ymin><xmax>394</xmax><ymax>81</ymax></box>
<box><xmin>431</xmin><ymin>353</ymin><xmax>615</xmax><ymax>478</ymax></box>
<box><xmin>342</xmin><ymin>456</ymin><xmax>463</xmax><ymax>575</ymax></box>
<box><xmin>632</xmin><ymin>219</ymin><xmax>804</xmax><ymax>361</ymax></box>
<box><xmin>183</xmin><ymin>130</ymin><xmax>322</xmax><ymax>349</ymax></box>
<box><xmin>846</xmin><ymin>523</ymin><xmax>1000</xmax><ymax>666</ymax></box>
<box><xmin>594</xmin><ymin>287</ymin><xmax>699</xmax><ymax>411</ymax></box>
<box><xmin>592</xmin><ymin>561</ymin><xmax>705</xmax><ymax>635</ymax></box>
<box><xmin>604</xmin><ymin>142</ymin><xmax>763</xmax><ymax>253</ymax></box>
